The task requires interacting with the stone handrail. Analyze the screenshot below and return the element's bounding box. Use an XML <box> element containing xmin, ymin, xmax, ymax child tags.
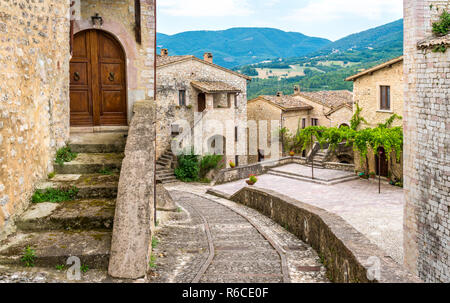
<box><xmin>108</xmin><ymin>101</ymin><xmax>156</xmax><ymax>279</ymax></box>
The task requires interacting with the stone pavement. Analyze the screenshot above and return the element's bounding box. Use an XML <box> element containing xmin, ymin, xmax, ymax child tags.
<box><xmin>150</xmin><ymin>184</ymin><xmax>328</xmax><ymax>283</ymax></box>
<box><xmin>211</xmin><ymin>170</ymin><xmax>405</xmax><ymax>265</ymax></box>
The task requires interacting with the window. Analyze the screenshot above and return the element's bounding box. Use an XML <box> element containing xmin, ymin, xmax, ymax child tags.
<box><xmin>179</xmin><ymin>90</ymin><xmax>186</xmax><ymax>106</ymax></box>
<box><xmin>380</xmin><ymin>86</ymin><xmax>390</xmax><ymax>110</ymax></box>
<box><xmin>302</xmin><ymin>118</ymin><xmax>306</xmax><ymax>129</ymax></box>
<box><xmin>235</xmin><ymin>155</ymin><xmax>239</xmax><ymax>167</ymax></box>
<box><xmin>311</xmin><ymin>118</ymin><xmax>319</xmax><ymax>126</ymax></box>
<box><xmin>235</xmin><ymin>126</ymin><xmax>238</xmax><ymax>142</ymax></box>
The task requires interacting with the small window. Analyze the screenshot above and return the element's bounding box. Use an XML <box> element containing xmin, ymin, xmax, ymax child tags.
<box><xmin>179</xmin><ymin>90</ymin><xmax>186</xmax><ymax>106</ymax></box>
<box><xmin>235</xmin><ymin>155</ymin><xmax>239</xmax><ymax>167</ymax></box>
<box><xmin>302</xmin><ymin>118</ymin><xmax>306</xmax><ymax>129</ymax></box>
<box><xmin>380</xmin><ymin>86</ymin><xmax>390</xmax><ymax>110</ymax></box>
<box><xmin>311</xmin><ymin>118</ymin><xmax>319</xmax><ymax>126</ymax></box>
<box><xmin>235</xmin><ymin>126</ymin><xmax>238</xmax><ymax>142</ymax></box>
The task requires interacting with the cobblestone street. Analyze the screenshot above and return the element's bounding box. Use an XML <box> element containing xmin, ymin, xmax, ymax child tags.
<box><xmin>149</xmin><ymin>184</ymin><xmax>328</xmax><ymax>283</ymax></box>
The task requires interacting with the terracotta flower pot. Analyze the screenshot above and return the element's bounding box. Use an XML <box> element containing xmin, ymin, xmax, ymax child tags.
<box><xmin>246</xmin><ymin>180</ymin><xmax>256</xmax><ymax>186</ymax></box>
<box><xmin>289</xmin><ymin>151</ymin><xmax>295</xmax><ymax>157</ymax></box>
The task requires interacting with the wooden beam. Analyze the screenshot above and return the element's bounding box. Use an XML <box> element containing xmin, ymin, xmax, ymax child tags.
<box><xmin>134</xmin><ymin>0</ymin><xmax>142</xmax><ymax>44</ymax></box>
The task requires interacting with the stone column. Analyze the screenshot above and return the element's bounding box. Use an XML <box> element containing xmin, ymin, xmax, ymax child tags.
<box><xmin>403</xmin><ymin>0</ymin><xmax>450</xmax><ymax>282</ymax></box>
<box><xmin>206</xmin><ymin>93</ymin><xmax>214</xmax><ymax>110</ymax></box>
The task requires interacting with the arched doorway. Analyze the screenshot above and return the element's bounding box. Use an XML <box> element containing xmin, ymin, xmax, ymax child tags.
<box><xmin>70</xmin><ymin>30</ymin><xmax>127</xmax><ymax>126</ymax></box>
<box><xmin>375</xmin><ymin>147</ymin><xmax>389</xmax><ymax>177</ymax></box>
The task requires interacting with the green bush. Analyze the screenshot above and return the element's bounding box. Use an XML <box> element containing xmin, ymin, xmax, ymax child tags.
<box><xmin>32</xmin><ymin>187</ymin><xmax>79</xmax><ymax>203</ymax></box>
<box><xmin>432</xmin><ymin>10</ymin><xmax>450</xmax><ymax>36</ymax></box>
<box><xmin>199</xmin><ymin>155</ymin><xmax>224</xmax><ymax>178</ymax></box>
<box><xmin>55</xmin><ymin>146</ymin><xmax>77</xmax><ymax>166</ymax></box>
<box><xmin>174</xmin><ymin>154</ymin><xmax>200</xmax><ymax>182</ymax></box>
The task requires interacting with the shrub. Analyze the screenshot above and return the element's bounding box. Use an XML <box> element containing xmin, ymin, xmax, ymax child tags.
<box><xmin>55</xmin><ymin>146</ymin><xmax>77</xmax><ymax>166</ymax></box>
<box><xmin>21</xmin><ymin>246</ymin><xmax>36</xmax><ymax>267</ymax></box>
<box><xmin>199</xmin><ymin>155</ymin><xmax>223</xmax><ymax>178</ymax></box>
<box><xmin>432</xmin><ymin>10</ymin><xmax>450</xmax><ymax>36</ymax></box>
<box><xmin>174</xmin><ymin>154</ymin><xmax>199</xmax><ymax>182</ymax></box>
<box><xmin>32</xmin><ymin>187</ymin><xmax>79</xmax><ymax>203</ymax></box>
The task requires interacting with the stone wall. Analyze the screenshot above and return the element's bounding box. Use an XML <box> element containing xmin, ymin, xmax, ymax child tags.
<box><xmin>247</xmin><ymin>99</ymin><xmax>283</xmax><ymax>163</ymax></box>
<box><xmin>223</xmin><ymin>186</ymin><xmax>420</xmax><ymax>283</ymax></box>
<box><xmin>0</xmin><ymin>0</ymin><xmax>70</xmax><ymax>236</ymax></box>
<box><xmin>352</xmin><ymin>60</ymin><xmax>404</xmax><ymax>128</ymax></box>
<box><xmin>157</xmin><ymin>58</ymin><xmax>248</xmax><ymax>166</ymax></box>
<box><xmin>403</xmin><ymin>0</ymin><xmax>450</xmax><ymax>282</ymax></box>
<box><xmin>327</xmin><ymin>106</ymin><xmax>353</xmax><ymax>128</ymax></box>
<box><xmin>354</xmin><ymin>149</ymin><xmax>403</xmax><ymax>181</ymax></box>
<box><xmin>75</xmin><ymin>0</ymin><xmax>156</xmax><ymax>123</ymax></box>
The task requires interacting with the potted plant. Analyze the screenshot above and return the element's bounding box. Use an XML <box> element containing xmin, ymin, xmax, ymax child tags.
<box><xmin>246</xmin><ymin>174</ymin><xmax>258</xmax><ymax>186</ymax></box>
<box><xmin>369</xmin><ymin>172</ymin><xmax>376</xmax><ymax>179</ymax></box>
<box><xmin>229</xmin><ymin>161</ymin><xmax>236</xmax><ymax>168</ymax></box>
<box><xmin>289</xmin><ymin>150</ymin><xmax>295</xmax><ymax>157</ymax></box>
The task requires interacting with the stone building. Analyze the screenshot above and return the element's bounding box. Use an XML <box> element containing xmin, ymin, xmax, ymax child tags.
<box><xmin>156</xmin><ymin>50</ymin><xmax>250</xmax><ymax>168</ymax></box>
<box><xmin>403</xmin><ymin>0</ymin><xmax>450</xmax><ymax>282</ymax></box>
<box><xmin>0</xmin><ymin>0</ymin><xmax>157</xmax><ymax>279</ymax></box>
<box><xmin>247</xmin><ymin>87</ymin><xmax>353</xmax><ymax>163</ymax></box>
<box><xmin>346</xmin><ymin>56</ymin><xmax>404</xmax><ymax>180</ymax></box>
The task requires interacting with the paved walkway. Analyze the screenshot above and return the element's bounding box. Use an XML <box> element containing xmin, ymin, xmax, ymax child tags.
<box><xmin>150</xmin><ymin>184</ymin><xmax>328</xmax><ymax>283</ymax></box>
<box><xmin>271</xmin><ymin>163</ymin><xmax>355</xmax><ymax>180</ymax></box>
<box><xmin>212</xmin><ymin>169</ymin><xmax>405</xmax><ymax>265</ymax></box>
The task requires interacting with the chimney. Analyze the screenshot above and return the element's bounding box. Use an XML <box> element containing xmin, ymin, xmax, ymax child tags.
<box><xmin>276</xmin><ymin>91</ymin><xmax>283</xmax><ymax>97</ymax></box>
<box><xmin>204</xmin><ymin>52</ymin><xmax>213</xmax><ymax>63</ymax></box>
<box><xmin>161</xmin><ymin>49</ymin><xmax>168</xmax><ymax>57</ymax></box>
<box><xmin>294</xmin><ymin>85</ymin><xmax>300</xmax><ymax>94</ymax></box>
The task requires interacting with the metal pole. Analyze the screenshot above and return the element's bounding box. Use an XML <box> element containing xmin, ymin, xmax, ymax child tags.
<box><xmin>311</xmin><ymin>134</ymin><xmax>314</xmax><ymax>180</ymax></box>
<box><xmin>378</xmin><ymin>150</ymin><xmax>381</xmax><ymax>194</ymax></box>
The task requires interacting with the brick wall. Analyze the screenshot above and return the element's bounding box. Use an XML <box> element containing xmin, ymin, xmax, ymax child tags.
<box><xmin>403</xmin><ymin>0</ymin><xmax>450</xmax><ymax>282</ymax></box>
<box><xmin>0</xmin><ymin>0</ymin><xmax>70</xmax><ymax>236</ymax></box>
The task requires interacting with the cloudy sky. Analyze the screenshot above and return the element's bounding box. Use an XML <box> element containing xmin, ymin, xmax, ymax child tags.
<box><xmin>157</xmin><ymin>0</ymin><xmax>403</xmax><ymax>41</ymax></box>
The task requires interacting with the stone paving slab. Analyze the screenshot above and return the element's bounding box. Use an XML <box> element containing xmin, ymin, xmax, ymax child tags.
<box><xmin>211</xmin><ymin>169</ymin><xmax>405</xmax><ymax>265</ymax></box>
<box><xmin>271</xmin><ymin>163</ymin><xmax>356</xmax><ymax>181</ymax></box>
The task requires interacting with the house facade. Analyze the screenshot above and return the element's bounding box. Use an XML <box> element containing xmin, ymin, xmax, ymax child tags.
<box><xmin>247</xmin><ymin>87</ymin><xmax>353</xmax><ymax>163</ymax></box>
<box><xmin>156</xmin><ymin>50</ymin><xmax>250</xmax><ymax>168</ymax></box>
<box><xmin>0</xmin><ymin>0</ymin><xmax>156</xmax><ymax>236</ymax></box>
<box><xmin>346</xmin><ymin>56</ymin><xmax>404</xmax><ymax>180</ymax></box>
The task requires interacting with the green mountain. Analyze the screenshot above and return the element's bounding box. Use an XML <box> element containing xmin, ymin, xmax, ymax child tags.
<box><xmin>156</xmin><ymin>28</ymin><xmax>331</xmax><ymax>68</ymax></box>
<box><xmin>241</xmin><ymin>19</ymin><xmax>404</xmax><ymax>99</ymax></box>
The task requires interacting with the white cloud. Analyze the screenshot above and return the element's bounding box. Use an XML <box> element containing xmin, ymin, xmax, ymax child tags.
<box><xmin>159</xmin><ymin>0</ymin><xmax>253</xmax><ymax>17</ymax></box>
<box><xmin>287</xmin><ymin>0</ymin><xmax>403</xmax><ymax>22</ymax></box>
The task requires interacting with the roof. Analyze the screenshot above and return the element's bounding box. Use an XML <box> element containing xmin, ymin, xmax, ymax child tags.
<box><xmin>295</xmin><ymin>90</ymin><xmax>353</xmax><ymax>109</ymax></box>
<box><xmin>249</xmin><ymin>95</ymin><xmax>313</xmax><ymax>111</ymax></box>
<box><xmin>325</xmin><ymin>102</ymin><xmax>353</xmax><ymax>116</ymax></box>
<box><xmin>191</xmin><ymin>81</ymin><xmax>241</xmax><ymax>93</ymax></box>
<box><xmin>345</xmin><ymin>56</ymin><xmax>404</xmax><ymax>81</ymax></box>
<box><xmin>156</xmin><ymin>55</ymin><xmax>251</xmax><ymax>80</ymax></box>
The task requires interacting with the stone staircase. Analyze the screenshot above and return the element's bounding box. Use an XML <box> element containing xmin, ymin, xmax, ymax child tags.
<box><xmin>307</xmin><ymin>148</ymin><xmax>329</xmax><ymax>168</ymax></box>
<box><xmin>156</xmin><ymin>149</ymin><xmax>177</xmax><ymax>184</ymax></box>
<box><xmin>0</xmin><ymin>132</ymin><xmax>126</xmax><ymax>276</ymax></box>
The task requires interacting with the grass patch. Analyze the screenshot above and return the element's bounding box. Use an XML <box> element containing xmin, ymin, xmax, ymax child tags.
<box><xmin>55</xmin><ymin>146</ymin><xmax>77</xmax><ymax>166</ymax></box>
<box><xmin>55</xmin><ymin>264</ymin><xmax>66</xmax><ymax>271</ymax></box>
<box><xmin>98</xmin><ymin>168</ymin><xmax>114</xmax><ymax>175</ymax></box>
<box><xmin>149</xmin><ymin>254</ymin><xmax>157</xmax><ymax>269</ymax></box>
<box><xmin>152</xmin><ymin>236</ymin><xmax>159</xmax><ymax>249</ymax></box>
<box><xmin>80</xmin><ymin>264</ymin><xmax>89</xmax><ymax>273</ymax></box>
<box><xmin>177</xmin><ymin>207</ymin><xmax>182</xmax><ymax>213</ymax></box>
<box><xmin>48</xmin><ymin>172</ymin><xmax>56</xmax><ymax>179</ymax></box>
<box><xmin>21</xmin><ymin>246</ymin><xmax>36</xmax><ymax>267</ymax></box>
<box><xmin>32</xmin><ymin>187</ymin><xmax>79</xmax><ymax>203</ymax></box>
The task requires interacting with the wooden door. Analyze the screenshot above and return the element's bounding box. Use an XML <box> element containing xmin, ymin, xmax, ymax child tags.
<box><xmin>375</xmin><ymin>147</ymin><xmax>389</xmax><ymax>177</ymax></box>
<box><xmin>70</xmin><ymin>30</ymin><xmax>127</xmax><ymax>126</ymax></box>
<box><xmin>197</xmin><ymin>93</ymin><xmax>206</xmax><ymax>112</ymax></box>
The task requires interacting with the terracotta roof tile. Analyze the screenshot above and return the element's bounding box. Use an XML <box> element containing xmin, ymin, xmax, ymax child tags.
<box><xmin>191</xmin><ymin>81</ymin><xmax>241</xmax><ymax>93</ymax></box>
<box><xmin>156</xmin><ymin>55</ymin><xmax>193</xmax><ymax>67</ymax></box>
<box><xmin>259</xmin><ymin>95</ymin><xmax>313</xmax><ymax>111</ymax></box>
<box><xmin>296</xmin><ymin>90</ymin><xmax>353</xmax><ymax>109</ymax></box>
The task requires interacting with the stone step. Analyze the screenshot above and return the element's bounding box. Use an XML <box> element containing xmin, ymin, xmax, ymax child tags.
<box><xmin>159</xmin><ymin>179</ymin><xmax>178</xmax><ymax>184</ymax></box>
<box><xmin>0</xmin><ymin>230</ymin><xmax>111</xmax><ymax>269</ymax></box>
<box><xmin>156</xmin><ymin>160</ymin><xmax>171</xmax><ymax>167</ymax></box>
<box><xmin>54</xmin><ymin>153</ymin><xmax>124</xmax><ymax>175</ymax></box>
<box><xmin>15</xmin><ymin>199</ymin><xmax>116</xmax><ymax>232</ymax></box>
<box><xmin>267</xmin><ymin>170</ymin><xmax>359</xmax><ymax>185</ymax></box>
<box><xmin>156</xmin><ymin>171</ymin><xmax>175</xmax><ymax>177</ymax></box>
<box><xmin>156</xmin><ymin>175</ymin><xmax>177</xmax><ymax>182</ymax></box>
<box><xmin>160</xmin><ymin>154</ymin><xmax>174</xmax><ymax>160</ymax></box>
<box><xmin>37</xmin><ymin>174</ymin><xmax>119</xmax><ymax>199</ymax></box>
<box><xmin>68</xmin><ymin>132</ymin><xmax>127</xmax><ymax>153</ymax></box>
